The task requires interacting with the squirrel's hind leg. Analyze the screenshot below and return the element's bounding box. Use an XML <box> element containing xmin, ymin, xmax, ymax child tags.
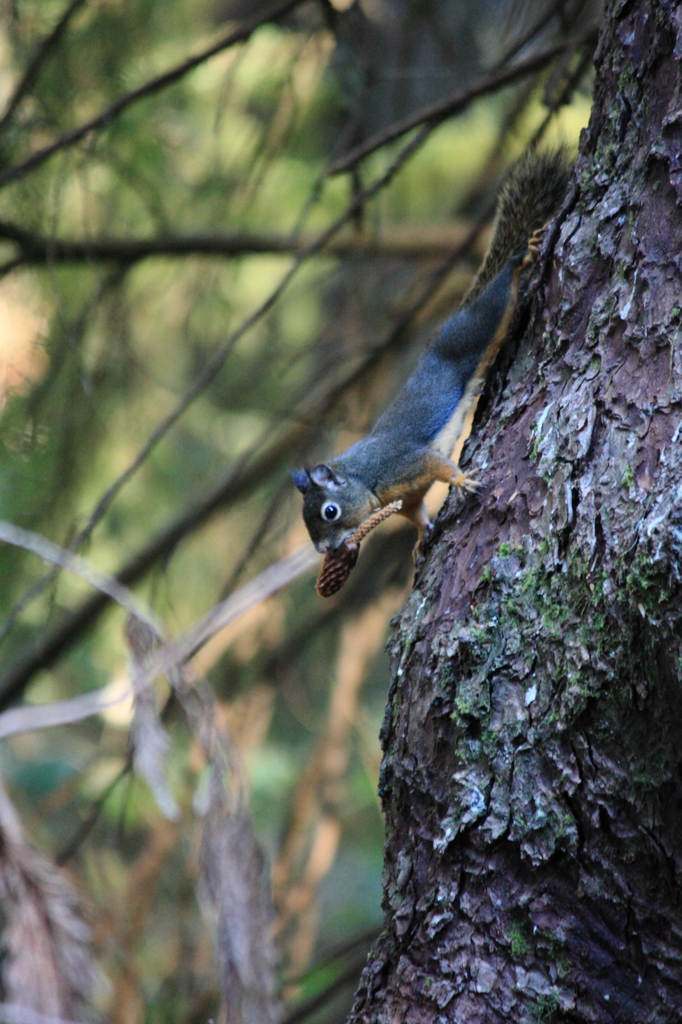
<box><xmin>403</xmin><ymin>454</ymin><xmax>479</xmax><ymax>565</ymax></box>
<box><xmin>399</xmin><ymin>501</ymin><xmax>433</xmax><ymax>566</ymax></box>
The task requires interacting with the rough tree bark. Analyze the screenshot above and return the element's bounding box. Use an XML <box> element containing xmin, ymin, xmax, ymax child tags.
<box><xmin>347</xmin><ymin>2</ymin><xmax>682</xmax><ymax>1022</ymax></box>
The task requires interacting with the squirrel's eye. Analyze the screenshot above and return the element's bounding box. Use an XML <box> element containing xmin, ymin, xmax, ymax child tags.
<box><xmin>321</xmin><ymin>501</ymin><xmax>341</xmax><ymax>522</ymax></box>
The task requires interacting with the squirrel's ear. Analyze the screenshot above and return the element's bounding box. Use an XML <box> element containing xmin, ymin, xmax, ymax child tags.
<box><xmin>291</xmin><ymin>468</ymin><xmax>310</xmax><ymax>494</ymax></box>
<box><xmin>309</xmin><ymin>463</ymin><xmax>346</xmax><ymax>489</ymax></box>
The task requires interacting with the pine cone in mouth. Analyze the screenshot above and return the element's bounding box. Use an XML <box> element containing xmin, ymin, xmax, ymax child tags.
<box><xmin>315</xmin><ymin>500</ymin><xmax>403</xmax><ymax>597</ymax></box>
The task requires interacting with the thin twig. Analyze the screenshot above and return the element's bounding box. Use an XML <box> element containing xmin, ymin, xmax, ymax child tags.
<box><xmin>529</xmin><ymin>41</ymin><xmax>595</xmax><ymax>146</ymax></box>
<box><xmin>56</xmin><ymin>760</ymin><xmax>131</xmax><ymax>864</ymax></box>
<box><xmin>281</xmin><ymin>958</ymin><xmax>368</xmax><ymax>1024</ymax></box>
<box><xmin>0</xmin><ymin>0</ymin><xmax>306</xmax><ymax>190</ymax></box>
<box><xmin>496</xmin><ymin>0</ymin><xmax>568</xmax><ymax>69</ymax></box>
<box><xmin>0</xmin><ymin>257</ymin><xmax>24</xmax><ymax>278</ymax></box>
<box><xmin>286</xmin><ymin>926</ymin><xmax>380</xmax><ymax>985</ymax></box>
<box><xmin>0</xmin><ymin>0</ymin><xmax>87</xmax><ymax>134</ymax></box>
<box><xmin>219</xmin><ymin>477</ymin><xmax>291</xmax><ymax>598</ymax></box>
<box><xmin>328</xmin><ymin>29</ymin><xmax>596</xmax><ymax>175</ymax></box>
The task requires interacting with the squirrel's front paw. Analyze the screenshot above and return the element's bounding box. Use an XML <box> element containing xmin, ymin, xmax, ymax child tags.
<box><xmin>451</xmin><ymin>470</ymin><xmax>479</xmax><ymax>493</ymax></box>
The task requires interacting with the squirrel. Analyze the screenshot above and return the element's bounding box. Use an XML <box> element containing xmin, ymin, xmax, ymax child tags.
<box><xmin>292</xmin><ymin>149</ymin><xmax>571</xmax><ymax>558</ymax></box>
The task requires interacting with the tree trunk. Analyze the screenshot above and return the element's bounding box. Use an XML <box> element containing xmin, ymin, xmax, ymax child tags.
<box><xmin>347</xmin><ymin>2</ymin><xmax>682</xmax><ymax>1021</ymax></box>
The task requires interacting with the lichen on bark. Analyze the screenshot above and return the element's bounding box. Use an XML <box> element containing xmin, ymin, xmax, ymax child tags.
<box><xmin>347</xmin><ymin>1</ymin><xmax>682</xmax><ymax>1021</ymax></box>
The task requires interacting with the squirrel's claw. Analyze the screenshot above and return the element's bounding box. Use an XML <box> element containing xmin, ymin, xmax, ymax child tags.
<box><xmin>413</xmin><ymin>520</ymin><xmax>433</xmax><ymax>567</ymax></box>
<box><xmin>521</xmin><ymin>225</ymin><xmax>546</xmax><ymax>269</ymax></box>
<box><xmin>451</xmin><ymin>470</ymin><xmax>480</xmax><ymax>492</ymax></box>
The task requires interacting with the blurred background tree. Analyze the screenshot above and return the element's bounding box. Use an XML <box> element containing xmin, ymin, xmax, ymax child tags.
<box><xmin>0</xmin><ymin>1</ymin><xmax>597</xmax><ymax>1022</ymax></box>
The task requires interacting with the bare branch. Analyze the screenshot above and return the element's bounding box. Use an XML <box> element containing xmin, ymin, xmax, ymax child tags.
<box><xmin>137</xmin><ymin>544</ymin><xmax>319</xmax><ymax>687</ymax></box>
<box><xmin>0</xmin><ymin>0</ymin><xmax>88</xmax><ymax>134</ymax></box>
<box><xmin>125</xmin><ymin>618</ymin><xmax>181</xmax><ymax>822</ymax></box>
<box><xmin>328</xmin><ymin>30</ymin><xmax>597</xmax><ymax>176</ymax></box>
<box><xmin>0</xmin><ymin>222</ymin><xmax>477</xmax><ymax>266</ymax></box>
<box><xmin>0</xmin><ymin>0</ymin><xmax>306</xmax><ymax>190</ymax></box>
<box><xmin>0</xmin><ymin>524</ymin><xmax>179</xmax><ymax>825</ymax></box>
<box><xmin>281</xmin><ymin>960</ymin><xmax>367</xmax><ymax>1024</ymax></box>
<box><xmin>528</xmin><ymin>41</ymin><xmax>596</xmax><ymax>147</ymax></box>
<box><xmin>0</xmin><ymin>1004</ymin><xmax>90</xmax><ymax>1024</ymax></box>
<box><xmin>0</xmin><ymin>520</ymin><xmax>162</xmax><ymax>632</ymax></box>
<box><xmin>0</xmin><ymin>684</ymin><xmax>131</xmax><ymax>741</ymax></box>
<box><xmin>0</xmin><ymin>535</ymin><xmax>316</xmax><ymax>750</ymax></box>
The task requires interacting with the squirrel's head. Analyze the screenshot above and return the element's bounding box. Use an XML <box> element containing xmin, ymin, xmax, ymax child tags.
<box><xmin>291</xmin><ymin>463</ymin><xmax>378</xmax><ymax>553</ymax></box>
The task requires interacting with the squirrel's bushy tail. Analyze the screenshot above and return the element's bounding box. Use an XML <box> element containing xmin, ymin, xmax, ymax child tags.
<box><xmin>466</xmin><ymin>148</ymin><xmax>572</xmax><ymax>301</ymax></box>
